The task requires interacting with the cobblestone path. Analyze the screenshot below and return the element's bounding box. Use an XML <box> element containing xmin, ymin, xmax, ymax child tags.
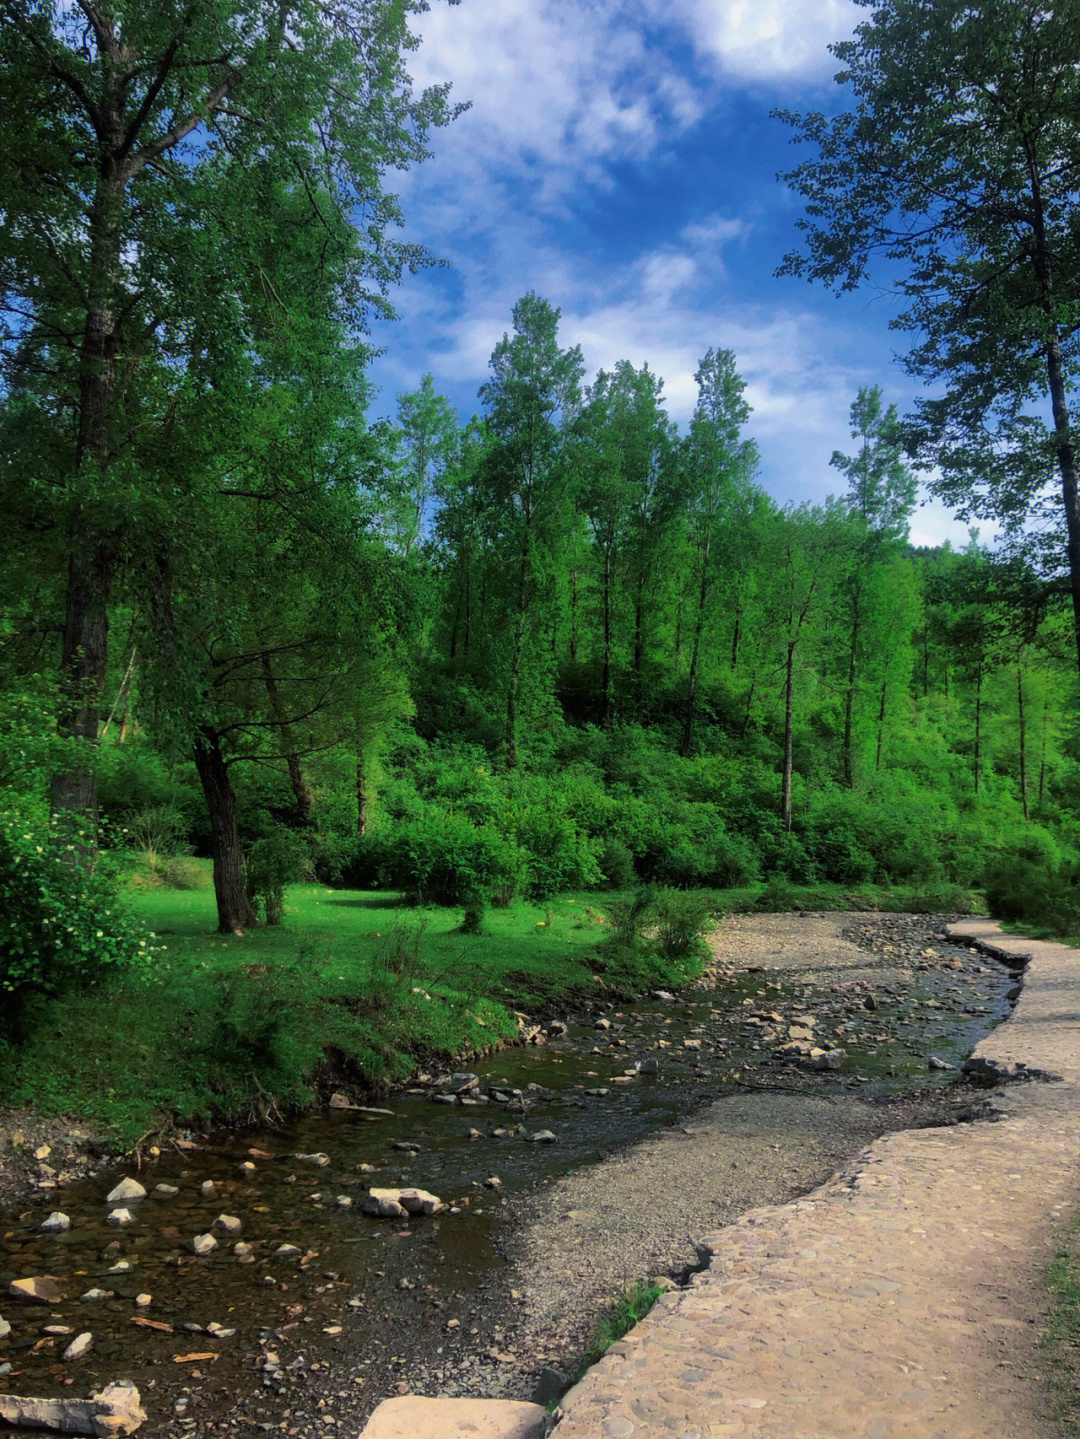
<box><xmin>552</xmin><ymin>921</ymin><xmax>1080</xmax><ymax>1439</ymax></box>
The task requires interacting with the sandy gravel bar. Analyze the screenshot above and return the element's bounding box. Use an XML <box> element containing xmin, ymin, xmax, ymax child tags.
<box><xmin>551</xmin><ymin>920</ymin><xmax>1080</xmax><ymax>1439</ymax></box>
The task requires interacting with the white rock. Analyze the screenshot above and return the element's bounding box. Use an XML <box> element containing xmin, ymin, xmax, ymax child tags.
<box><xmin>212</xmin><ymin>1214</ymin><xmax>241</xmax><ymax>1235</ymax></box>
<box><xmin>63</xmin><ymin>1331</ymin><xmax>93</xmax><ymax>1361</ymax></box>
<box><xmin>0</xmin><ymin>1317</ymin><xmax>10</xmax><ymax>1339</ymax></box>
<box><xmin>153</xmin><ymin>1184</ymin><xmax>178</xmax><ymax>1198</ymax></box>
<box><xmin>336</xmin><ymin>1194</ymin><xmax>353</xmax><ymax>1208</ymax></box>
<box><xmin>134</xmin><ymin>1293</ymin><xmax>151</xmax><ymax>1308</ymax></box>
<box><xmin>530</xmin><ymin>1130</ymin><xmax>557</xmax><ymax>1144</ymax></box>
<box><xmin>200</xmin><ymin>1180</ymin><xmax>216</xmax><ymax>1196</ymax></box>
<box><xmin>106</xmin><ymin>1178</ymin><xmax>146</xmax><ymax>1204</ymax></box>
<box><xmin>108</xmin><ymin>1208</ymin><xmax>134</xmax><ymax>1226</ymax></box>
<box><xmin>189</xmin><ymin>1233</ymin><xmax>217</xmax><ymax>1256</ymax></box>
<box><xmin>107</xmin><ymin>1261</ymin><xmax>132</xmax><ymax>1273</ymax></box>
<box><xmin>0</xmin><ymin>1380</ymin><xmax>146</xmax><ymax>1437</ymax></box>
<box><xmin>81</xmin><ymin>1289</ymin><xmax>110</xmax><ymax>1302</ymax></box>
<box><xmin>40</xmin><ymin>1212</ymin><xmax>71</xmax><ymax>1233</ymax></box>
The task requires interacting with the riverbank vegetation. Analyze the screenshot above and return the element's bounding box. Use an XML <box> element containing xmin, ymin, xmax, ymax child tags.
<box><xmin>3</xmin><ymin>2</ymin><xmax>1080</xmax><ymax>1139</ymax></box>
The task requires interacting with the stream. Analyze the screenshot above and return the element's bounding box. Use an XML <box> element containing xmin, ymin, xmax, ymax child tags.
<box><xmin>0</xmin><ymin>915</ymin><xmax>1018</xmax><ymax>1436</ymax></box>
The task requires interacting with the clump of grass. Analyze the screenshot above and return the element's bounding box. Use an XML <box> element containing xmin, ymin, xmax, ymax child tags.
<box><xmin>1044</xmin><ymin>1227</ymin><xmax>1080</xmax><ymax>1433</ymax></box>
<box><xmin>584</xmin><ymin>1280</ymin><xmax>666</xmax><ymax>1365</ymax></box>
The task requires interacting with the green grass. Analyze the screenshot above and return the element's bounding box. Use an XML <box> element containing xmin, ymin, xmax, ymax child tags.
<box><xmin>3</xmin><ymin>866</ymin><xmax>984</xmax><ymax>1146</ymax></box>
<box><xmin>3</xmin><ymin>865</ymin><xmax>706</xmax><ymax>1145</ymax></box>
<box><xmin>1045</xmin><ymin>1224</ymin><xmax>1080</xmax><ymax>1432</ymax></box>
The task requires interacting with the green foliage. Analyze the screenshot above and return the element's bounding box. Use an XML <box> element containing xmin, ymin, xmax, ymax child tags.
<box><xmin>0</xmin><ymin>814</ymin><xmax>157</xmax><ymax>1032</ymax></box>
<box><xmin>652</xmin><ymin>888</ymin><xmax>715</xmax><ymax>961</ymax></box>
<box><xmin>584</xmin><ymin>1281</ymin><xmax>667</xmax><ymax>1367</ymax></box>
<box><xmin>247</xmin><ymin>824</ymin><xmax>311</xmax><ymax>926</ymax></box>
<box><xmin>983</xmin><ymin>837</ymin><xmax>1080</xmax><ymax>940</ymax></box>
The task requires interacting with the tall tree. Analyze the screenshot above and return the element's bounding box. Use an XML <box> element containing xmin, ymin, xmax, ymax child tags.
<box><xmin>0</xmin><ymin>0</ymin><xmax>460</xmax><ymax>826</ymax></box>
<box><xmin>778</xmin><ymin>0</ymin><xmax>1080</xmax><ymax>690</ymax></box>
<box><xmin>680</xmin><ymin>348</ymin><xmax>757</xmax><ymax>756</ymax></box>
<box><xmin>479</xmin><ymin>294</ymin><xmax>583</xmax><ymax>767</ymax></box>
<box><xmin>830</xmin><ymin>386</ymin><xmax>915</xmax><ymax>785</ymax></box>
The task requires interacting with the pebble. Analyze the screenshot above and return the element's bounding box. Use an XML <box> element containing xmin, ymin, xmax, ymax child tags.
<box><xmin>40</xmin><ymin>1211</ymin><xmax>71</xmax><ymax>1233</ymax></box>
<box><xmin>106</xmin><ymin>1178</ymin><xmax>146</xmax><ymax>1204</ymax></box>
<box><xmin>212</xmin><ymin>1214</ymin><xmax>242</xmax><ymax>1234</ymax></box>
<box><xmin>0</xmin><ymin>1318</ymin><xmax>10</xmax><ymax>1339</ymax></box>
<box><xmin>530</xmin><ymin>1131</ymin><xmax>557</xmax><ymax>1144</ymax></box>
<box><xmin>135</xmin><ymin>1293</ymin><xmax>152</xmax><ymax>1308</ymax></box>
<box><xmin>63</xmin><ymin>1332</ymin><xmax>93</xmax><ymax>1361</ymax></box>
<box><xmin>154</xmin><ymin>1184</ymin><xmax>179</xmax><ymax>1198</ymax></box>
<box><xmin>80</xmin><ymin>1289</ymin><xmax>109</xmax><ymax>1301</ymax></box>
<box><xmin>201</xmin><ymin>1180</ymin><xmax>216</xmax><ymax>1196</ymax></box>
<box><xmin>108</xmin><ymin>1207</ymin><xmax>134</xmax><ymax>1226</ymax></box>
<box><xmin>189</xmin><ymin>1233</ymin><xmax>217</xmax><ymax>1256</ymax></box>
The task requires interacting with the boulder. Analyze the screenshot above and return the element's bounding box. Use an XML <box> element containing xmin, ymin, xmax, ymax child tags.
<box><xmin>0</xmin><ymin>1380</ymin><xmax>146</xmax><ymax>1437</ymax></box>
<box><xmin>106</xmin><ymin>1179</ymin><xmax>146</xmax><ymax>1204</ymax></box>
<box><xmin>40</xmin><ymin>1212</ymin><xmax>71</xmax><ymax>1233</ymax></box>
<box><xmin>9</xmin><ymin>1277</ymin><xmax>63</xmax><ymax>1304</ymax></box>
<box><xmin>359</xmin><ymin>1396</ymin><xmax>546</xmax><ymax>1439</ymax></box>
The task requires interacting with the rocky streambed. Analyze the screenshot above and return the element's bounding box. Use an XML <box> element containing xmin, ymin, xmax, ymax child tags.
<box><xmin>0</xmin><ymin>913</ymin><xmax>1019</xmax><ymax>1437</ymax></box>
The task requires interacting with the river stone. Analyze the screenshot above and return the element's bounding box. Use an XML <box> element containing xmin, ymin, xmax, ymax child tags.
<box><xmin>9</xmin><ymin>1276</ymin><xmax>63</xmax><ymax>1304</ymax></box>
<box><xmin>107</xmin><ymin>1261</ymin><xmax>131</xmax><ymax>1273</ymax></box>
<box><xmin>295</xmin><ymin>1151</ymin><xmax>331</xmax><ymax>1166</ymax></box>
<box><xmin>363</xmin><ymin>1187</ymin><xmax>444</xmax><ymax>1218</ymax></box>
<box><xmin>41</xmin><ymin>1211</ymin><xmax>71</xmax><ymax>1232</ymax></box>
<box><xmin>64</xmin><ymin>1331</ymin><xmax>93</xmax><ymax>1361</ymax></box>
<box><xmin>81</xmin><ymin>1289</ymin><xmax>110</xmax><ymax>1301</ymax></box>
<box><xmin>530</xmin><ymin>1130</ymin><xmax>557</xmax><ymax>1144</ymax></box>
<box><xmin>134</xmin><ymin>1293</ymin><xmax>151</xmax><ymax>1308</ymax></box>
<box><xmin>212</xmin><ymin>1214</ymin><xmax>241</xmax><ymax>1234</ymax></box>
<box><xmin>359</xmin><ymin>1396</ymin><xmax>547</xmax><ymax>1439</ymax></box>
<box><xmin>815</xmin><ymin>1048</ymin><xmax>845</xmax><ymax>1071</ymax></box>
<box><xmin>239</xmin><ymin>1161</ymin><xmax>256</xmax><ymax>1175</ymax></box>
<box><xmin>200</xmin><ymin>1180</ymin><xmax>216</xmax><ymax>1196</ymax></box>
<box><xmin>106</xmin><ymin>1178</ymin><xmax>146</xmax><ymax>1204</ymax></box>
<box><xmin>0</xmin><ymin>1380</ymin><xmax>147</xmax><ymax>1437</ymax></box>
<box><xmin>108</xmin><ymin>1208</ymin><xmax>134</xmax><ymax>1226</ymax></box>
<box><xmin>153</xmin><ymin>1184</ymin><xmax>178</xmax><ymax>1198</ymax></box>
<box><xmin>189</xmin><ymin>1233</ymin><xmax>217</xmax><ymax>1256</ymax></box>
<box><xmin>0</xmin><ymin>1316</ymin><xmax>10</xmax><ymax>1338</ymax></box>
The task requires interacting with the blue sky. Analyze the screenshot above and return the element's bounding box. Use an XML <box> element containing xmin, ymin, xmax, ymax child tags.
<box><xmin>366</xmin><ymin>0</ymin><xmax>976</xmax><ymax>549</ymax></box>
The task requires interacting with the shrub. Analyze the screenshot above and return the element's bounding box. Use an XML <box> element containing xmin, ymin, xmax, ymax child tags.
<box><xmin>123</xmin><ymin>803</ymin><xmax>191</xmax><ymax>876</ymax></box>
<box><xmin>983</xmin><ymin>839</ymin><xmax>1080</xmax><ymax>938</ymax></box>
<box><xmin>247</xmin><ymin>824</ymin><xmax>310</xmax><ymax>925</ymax></box>
<box><xmin>652</xmin><ymin>888</ymin><xmax>715</xmax><ymax>960</ymax></box>
<box><xmin>606</xmin><ymin>888</ymin><xmax>654</xmax><ymax>949</ymax></box>
<box><xmin>0</xmin><ymin>814</ymin><xmax>156</xmax><ymax>1033</ymax></box>
<box><xmin>597</xmin><ymin>838</ymin><xmax>636</xmax><ymax>889</ymax></box>
<box><xmin>369</xmin><ymin>808</ymin><xmax>526</xmax><ymax>906</ymax></box>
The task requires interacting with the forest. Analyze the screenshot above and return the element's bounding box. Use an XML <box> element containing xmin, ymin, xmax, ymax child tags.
<box><xmin>3</xmin><ymin>0</ymin><xmax>1080</xmax><ymax>1133</ymax></box>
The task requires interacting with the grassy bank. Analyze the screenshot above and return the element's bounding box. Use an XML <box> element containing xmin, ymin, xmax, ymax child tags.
<box><xmin>1045</xmin><ymin>1224</ymin><xmax>1080</xmax><ymax>1433</ymax></box>
<box><xmin>1</xmin><ymin>867</ymin><xmax>979</xmax><ymax>1146</ymax></box>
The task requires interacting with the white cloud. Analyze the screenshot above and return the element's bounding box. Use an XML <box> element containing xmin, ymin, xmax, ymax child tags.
<box><xmin>654</xmin><ymin>0</ymin><xmax>860</xmax><ymax>82</ymax></box>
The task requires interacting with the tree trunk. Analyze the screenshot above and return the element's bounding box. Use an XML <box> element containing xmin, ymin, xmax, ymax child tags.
<box><xmin>782</xmin><ymin>640</ymin><xmax>796</xmax><ymax>833</ymax></box>
<box><xmin>1025</xmin><ymin>140</ymin><xmax>1080</xmax><ymax>694</ymax></box>
<box><xmin>973</xmin><ymin>663</ymin><xmax>982</xmax><ymax>797</ymax></box>
<box><xmin>633</xmin><ymin>572</ymin><xmax>645</xmax><ymax>673</ymax></box>
<box><xmin>875</xmin><ymin>680</ymin><xmax>886</xmax><ymax>772</ymax></box>
<box><xmin>680</xmin><ymin>538</ymin><xmax>710</xmax><ymax>757</ymax></box>
<box><xmin>193</xmin><ymin>727</ymin><xmax>256</xmax><ymax>934</ymax></box>
<box><xmin>570</xmin><ymin>569</ymin><xmax>579</xmax><ymax>663</ymax></box>
<box><xmin>261</xmin><ymin>653</ymin><xmax>313</xmax><ymax>821</ymax></box>
<box><xmin>843</xmin><ymin>584</ymin><xmax>862</xmax><ymax>788</ymax></box>
<box><xmin>1017</xmin><ymin>651</ymin><xmax>1028</xmax><ymax>820</ymax></box>
<box><xmin>51</xmin><ymin>161</ymin><xmax>124</xmax><ymax>823</ymax></box>
<box><xmin>730</xmin><ymin>607</ymin><xmax>741</xmax><ymax>670</ymax></box>
<box><xmin>601</xmin><ymin>547</ymin><xmax>613</xmax><ymax>727</ymax></box>
<box><xmin>1038</xmin><ymin>674</ymin><xmax>1050</xmax><ymax>810</ymax></box>
<box><xmin>356</xmin><ymin>752</ymin><xmax>369</xmax><ymax>837</ymax></box>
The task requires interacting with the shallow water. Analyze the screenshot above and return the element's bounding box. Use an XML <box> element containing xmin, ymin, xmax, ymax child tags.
<box><xmin>0</xmin><ymin>931</ymin><xmax>1015</xmax><ymax>1432</ymax></box>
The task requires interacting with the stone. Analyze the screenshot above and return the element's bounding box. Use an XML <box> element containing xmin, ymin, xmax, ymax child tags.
<box><xmin>362</xmin><ymin>1187</ymin><xmax>444</xmax><ymax>1218</ymax></box>
<box><xmin>239</xmin><ymin>1161</ymin><xmax>257</xmax><ymax>1175</ymax></box>
<box><xmin>329</xmin><ymin>1092</ymin><xmax>353</xmax><ymax>1109</ymax></box>
<box><xmin>683</xmin><ymin>1038</ymin><xmax>702</xmax><ymax>1050</ymax></box>
<box><xmin>336</xmin><ymin>1194</ymin><xmax>353</xmax><ymax>1208</ymax></box>
<box><xmin>928</xmin><ymin>1055</ymin><xmax>952</xmax><ymax>1070</ymax></box>
<box><xmin>530</xmin><ymin>1130</ymin><xmax>557</xmax><ymax>1144</ymax></box>
<box><xmin>595</xmin><ymin>1017</ymin><xmax>612</xmax><ymax>1030</ymax></box>
<box><xmin>9</xmin><ymin>1276</ymin><xmax>63</xmax><ymax>1304</ymax></box>
<box><xmin>153</xmin><ymin>1184</ymin><xmax>178</xmax><ymax>1198</ymax></box>
<box><xmin>295</xmin><ymin>1152</ymin><xmax>331</xmax><ymax>1167</ymax></box>
<box><xmin>108</xmin><ymin>1208</ymin><xmax>134</xmax><ymax>1226</ymax></box>
<box><xmin>189</xmin><ymin>1233</ymin><xmax>217</xmax><ymax>1256</ymax></box>
<box><xmin>134</xmin><ymin>1294</ymin><xmax>151</xmax><ymax>1308</ymax></box>
<box><xmin>44</xmin><ymin>1324</ymin><xmax>74</xmax><ymax>1335</ymax></box>
<box><xmin>200</xmin><ymin>1180</ymin><xmax>216</xmax><ymax>1196</ymax></box>
<box><xmin>813</xmin><ymin>1048</ymin><xmax>844</xmax><ymax>1071</ymax></box>
<box><xmin>234</xmin><ymin>1242</ymin><xmax>253</xmax><ymax>1257</ymax></box>
<box><xmin>64</xmin><ymin>1331</ymin><xmax>94</xmax><ymax>1361</ymax></box>
<box><xmin>107</xmin><ymin>1261</ymin><xmax>131</xmax><ymax>1273</ymax></box>
<box><xmin>35</xmin><ymin>1144</ymin><xmax>51</xmax><ymax>1160</ymax></box>
<box><xmin>81</xmin><ymin>1290</ymin><xmax>110</xmax><ymax>1302</ymax></box>
<box><xmin>275</xmin><ymin>1243</ymin><xmax>301</xmax><ymax>1256</ymax></box>
<box><xmin>359</xmin><ymin>1397</ymin><xmax>547</xmax><ymax>1439</ymax></box>
<box><xmin>40</xmin><ymin>1211</ymin><xmax>71</xmax><ymax>1233</ymax></box>
<box><xmin>212</xmin><ymin>1214</ymin><xmax>241</xmax><ymax>1235</ymax></box>
<box><xmin>0</xmin><ymin>1380</ymin><xmax>146</xmax><ymax>1437</ymax></box>
<box><xmin>106</xmin><ymin>1178</ymin><xmax>146</xmax><ymax>1204</ymax></box>
<box><xmin>484</xmin><ymin>1175</ymin><xmax>503</xmax><ymax>1189</ymax></box>
<box><xmin>0</xmin><ymin>1317</ymin><xmax>9</xmax><ymax>1338</ymax></box>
